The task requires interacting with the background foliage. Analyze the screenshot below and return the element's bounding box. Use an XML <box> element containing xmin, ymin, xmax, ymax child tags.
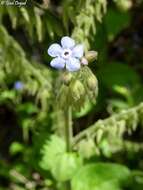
<box><xmin>0</xmin><ymin>0</ymin><xmax>143</xmax><ymax>189</ymax></box>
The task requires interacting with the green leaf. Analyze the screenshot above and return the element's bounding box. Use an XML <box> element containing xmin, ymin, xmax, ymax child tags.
<box><xmin>17</xmin><ymin>102</ymin><xmax>38</xmax><ymax>114</ymax></box>
<box><xmin>9</xmin><ymin>142</ymin><xmax>25</xmax><ymax>155</ymax></box>
<box><xmin>34</xmin><ymin>7</ymin><xmax>43</xmax><ymax>42</ymax></box>
<box><xmin>105</xmin><ymin>8</ymin><xmax>130</xmax><ymax>41</ymax></box>
<box><xmin>39</xmin><ymin>135</ymin><xmax>66</xmax><ymax>171</ymax></box>
<box><xmin>6</xmin><ymin>7</ymin><xmax>18</xmax><ymax>29</ymax></box>
<box><xmin>108</xmin><ymin>99</ymin><xmax>129</xmax><ymax>112</ymax></box>
<box><xmin>72</xmin><ymin>163</ymin><xmax>130</xmax><ymax>190</ymax></box>
<box><xmin>129</xmin><ymin>171</ymin><xmax>143</xmax><ymax>190</ymax></box>
<box><xmin>98</xmin><ymin>62</ymin><xmax>140</xmax><ymax>87</ymax></box>
<box><xmin>40</xmin><ymin>135</ymin><xmax>83</xmax><ymax>181</ymax></box>
<box><xmin>51</xmin><ymin>152</ymin><xmax>83</xmax><ymax>181</ymax></box>
<box><xmin>0</xmin><ymin>90</ymin><xmax>16</xmax><ymax>102</ymax></box>
<box><xmin>20</xmin><ymin>7</ymin><xmax>30</xmax><ymax>23</ymax></box>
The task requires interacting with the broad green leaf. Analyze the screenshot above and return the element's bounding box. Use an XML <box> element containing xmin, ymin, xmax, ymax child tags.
<box><xmin>97</xmin><ymin>62</ymin><xmax>140</xmax><ymax>87</ymax></box>
<box><xmin>72</xmin><ymin>163</ymin><xmax>130</xmax><ymax>190</ymax></box>
<box><xmin>39</xmin><ymin>135</ymin><xmax>66</xmax><ymax>170</ymax></box>
<box><xmin>51</xmin><ymin>152</ymin><xmax>83</xmax><ymax>181</ymax></box>
<box><xmin>40</xmin><ymin>135</ymin><xmax>83</xmax><ymax>181</ymax></box>
<box><xmin>105</xmin><ymin>8</ymin><xmax>130</xmax><ymax>41</ymax></box>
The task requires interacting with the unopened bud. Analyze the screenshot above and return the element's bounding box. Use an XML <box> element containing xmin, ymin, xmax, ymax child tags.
<box><xmin>85</xmin><ymin>51</ymin><xmax>98</xmax><ymax>63</ymax></box>
<box><xmin>87</xmin><ymin>75</ymin><xmax>98</xmax><ymax>91</ymax></box>
<box><xmin>71</xmin><ymin>80</ymin><xmax>85</xmax><ymax>101</ymax></box>
<box><xmin>62</xmin><ymin>72</ymin><xmax>72</xmax><ymax>85</ymax></box>
<box><xmin>81</xmin><ymin>57</ymin><xmax>88</xmax><ymax>65</ymax></box>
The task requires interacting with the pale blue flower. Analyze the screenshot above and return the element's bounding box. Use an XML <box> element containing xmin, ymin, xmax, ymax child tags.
<box><xmin>14</xmin><ymin>81</ymin><xmax>24</xmax><ymax>90</ymax></box>
<box><xmin>47</xmin><ymin>36</ymin><xmax>84</xmax><ymax>72</ymax></box>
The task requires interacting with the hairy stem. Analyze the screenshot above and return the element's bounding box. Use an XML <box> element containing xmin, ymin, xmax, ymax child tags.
<box><xmin>65</xmin><ymin>106</ymin><xmax>72</xmax><ymax>152</ymax></box>
<box><xmin>73</xmin><ymin>102</ymin><xmax>143</xmax><ymax>146</ymax></box>
<box><xmin>64</xmin><ymin>106</ymin><xmax>72</xmax><ymax>190</ymax></box>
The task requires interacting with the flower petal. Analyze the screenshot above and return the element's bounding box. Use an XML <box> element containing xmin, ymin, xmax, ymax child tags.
<box><xmin>47</xmin><ymin>43</ymin><xmax>62</xmax><ymax>57</ymax></box>
<box><xmin>50</xmin><ymin>57</ymin><xmax>65</xmax><ymax>69</ymax></box>
<box><xmin>61</xmin><ymin>36</ymin><xmax>75</xmax><ymax>49</ymax></box>
<box><xmin>66</xmin><ymin>58</ymin><xmax>80</xmax><ymax>72</ymax></box>
<box><xmin>72</xmin><ymin>44</ymin><xmax>84</xmax><ymax>58</ymax></box>
<box><xmin>14</xmin><ymin>81</ymin><xmax>24</xmax><ymax>90</ymax></box>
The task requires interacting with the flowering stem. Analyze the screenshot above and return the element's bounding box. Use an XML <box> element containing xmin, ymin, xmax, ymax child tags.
<box><xmin>64</xmin><ymin>106</ymin><xmax>72</xmax><ymax>152</ymax></box>
<box><xmin>64</xmin><ymin>106</ymin><xmax>72</xmax><ymax>190</ymax></box>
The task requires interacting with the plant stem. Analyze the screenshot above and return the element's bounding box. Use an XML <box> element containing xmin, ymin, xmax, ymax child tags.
<box><xmin>73</xmin><ymin>102</ymin><xmax>143</xmax><ymax>146</ymax></box>
<box><xmin>64</xmin><ymin>106</ymin><xmax>72</xmax><ymax>190</ymax></box>
<box><xmin>65</xmin><ymin>106</ymin><xmax>72</xmax><ymax>152</ymax></box>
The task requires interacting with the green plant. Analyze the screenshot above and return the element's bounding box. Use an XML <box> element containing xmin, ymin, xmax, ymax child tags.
<box><xmin>0</xmin><ymin>0</ymin><xmax>143</xmax><ymax>190</ymax></box>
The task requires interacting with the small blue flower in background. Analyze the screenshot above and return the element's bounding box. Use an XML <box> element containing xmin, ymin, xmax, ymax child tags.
<box><xmin>47</xmin><ymin>36</ymin><xmax>84</xmax><ymax>72</ymax></box>
<box><xmin>14</xmin><ymin>81</ymin><xmax>24</xmax><ymax>90</ymax></box>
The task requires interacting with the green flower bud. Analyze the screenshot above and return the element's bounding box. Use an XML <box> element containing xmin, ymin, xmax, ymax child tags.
<box><xmin>87</xmin><ymin>75</ymin><xmax>98</xmax><ymax>91</ymax></box>
<box><xmin>61</xmin><ymin>72</ymin><xmax>72</xmax><ymax>85</ymax></box>
<box><xmin>85</xmin><ymin>51</ymin><xmax>98</xmax><ymax>63</ymax></box>
<box><xmin>71</xmin><ymin>80</ymin><xmax>85</xmax><ymax>101</ymax></box>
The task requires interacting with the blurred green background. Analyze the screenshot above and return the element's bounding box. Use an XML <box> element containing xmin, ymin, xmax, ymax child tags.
<box><xmin>0</xmin><ymin>0</ymin><xmax>143</xmax><ymax>189</ymax></box>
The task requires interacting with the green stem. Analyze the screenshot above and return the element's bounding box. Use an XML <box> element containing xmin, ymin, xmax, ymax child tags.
<box><xmin>64</xmin><ymin>106</ymin><xmax>72</xmax><ymax>190</ymax></box>
<box><xmin>73</xmin><ymin>102</ymin><xmax>143</xmax><ymax>146</ymax></box>
<box><xmin>64</xmin><ymin>106</ymin><xmax>72</xmax><ymax>152</ymax></box>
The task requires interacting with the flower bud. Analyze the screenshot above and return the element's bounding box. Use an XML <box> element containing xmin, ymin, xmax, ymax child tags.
<box><xmin>87</xmin><ymin>75</ymin><xmax>98</xmax><ymax>91</ymax></box>
<box><xmin>71</xmin><ymin>80</ymin><xmax>85</xmax><ymax>101</ymax></box>
<box><xmin>85</xmin><ymin>51</ymin><xmax>98</xmax><ymax>63</ymax></box>
<box><xmin>81</xmin><ymin>57</ymin><xmax>88</xmax><ymax>65</ymax></box>
<box><xmin>61</xmin><ymin>72</ymin><xmax>72</xmax><ymax>85</ymax></box>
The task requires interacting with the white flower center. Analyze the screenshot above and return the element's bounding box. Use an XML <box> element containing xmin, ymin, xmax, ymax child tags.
<box><xmin>61</xmin><ymin>49</ymin><xmax>72</xmax><ymax>59</ymax></box>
